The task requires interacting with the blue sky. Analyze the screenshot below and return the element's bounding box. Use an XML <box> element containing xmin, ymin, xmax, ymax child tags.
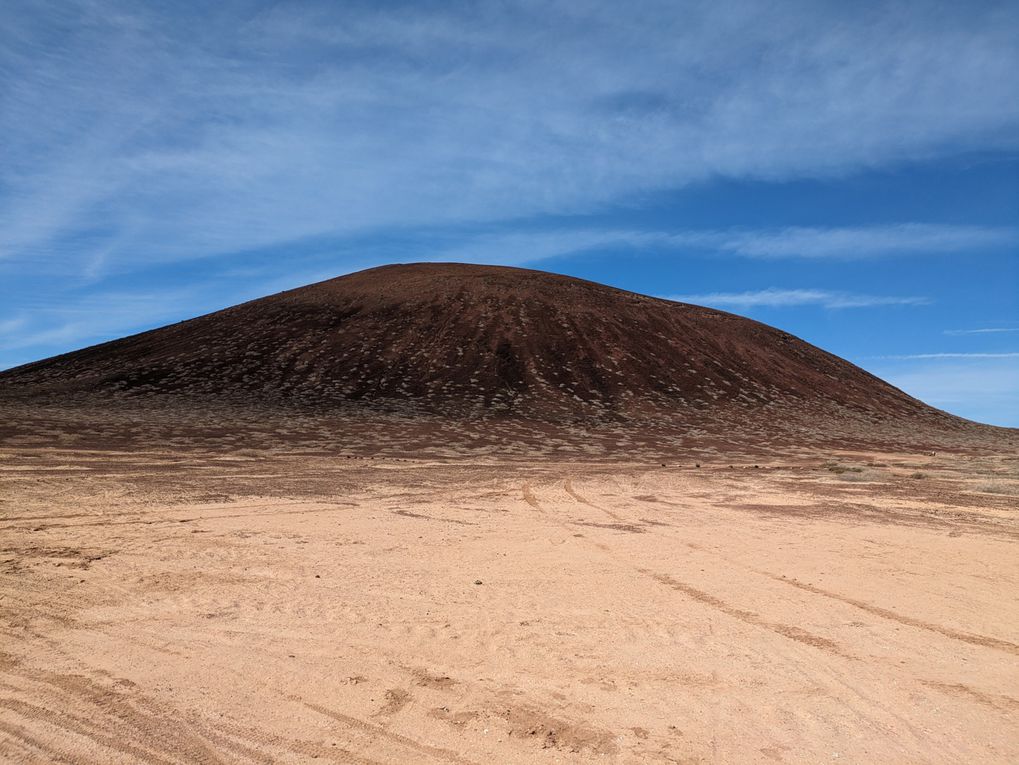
<box><xmin>1</xmin><ymin>1</ymin><xmax>1017</xmax><ymax>425</ymax></box>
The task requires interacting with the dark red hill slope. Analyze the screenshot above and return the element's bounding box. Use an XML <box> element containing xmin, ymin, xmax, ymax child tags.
<box><xmin>0</xmin><ymin>263</ymin><xmax>1003</xmax><ymax>451</ymax></box>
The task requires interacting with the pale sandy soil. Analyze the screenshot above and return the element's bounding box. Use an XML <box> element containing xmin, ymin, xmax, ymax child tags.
<box><xmin>1</xmin><ymin>447</ymin><xmax>1018</xmax><ymax>763</ymax></box>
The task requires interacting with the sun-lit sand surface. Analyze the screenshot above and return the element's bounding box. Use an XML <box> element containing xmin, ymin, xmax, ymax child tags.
<box><xmin>2</xmin><ymin>444</ymin><xmax>1016</xmax><ymax>764</ymax></box>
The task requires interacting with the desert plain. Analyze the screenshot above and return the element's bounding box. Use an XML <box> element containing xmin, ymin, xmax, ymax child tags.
<box><xmin>2</xmin><ymin>436</ymin><xmax>1017</xmax><ymax>763</ymax></box>
<box><xmin>1</xmin><ymin>265</ymin><xmax>1017</xmax><ymax>763</ymax></box>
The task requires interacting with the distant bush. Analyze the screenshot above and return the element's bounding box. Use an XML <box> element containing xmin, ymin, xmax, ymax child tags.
<box><xmin>839</xmin><ymin>469</ymin><xmax>881</xmax><ymax>482</ymax></box>
<box><xmin>826</xmin><ymin>463</ymin><xmax>863</xmax><ymax>475</ymax></box>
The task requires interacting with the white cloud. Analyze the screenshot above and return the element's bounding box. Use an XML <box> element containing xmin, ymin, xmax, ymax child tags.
<box><xmin>873</xmin><ymin>352</ymin><xmax>1019</xmax><ymax>360</ymax></box>
<box><xmin>0</xmin><ymin>317</ymin><xmax>27</xmax><ymax>335</ymax></box>
<box><xmin>944</xmin><ymin>327</ymin><xmax>1019</xmax><ymax>335</ymax></box>
<box><xmin>1</xmin><ymin>1</ymin><xmax>1017</xmax><ymax>276</ymax></box>
<box><xmin>429</xmin><ymin>230</ymin><xmax>649</xmax><ymax>266</ymax></box>
<box><xmin>869</xmin><ymin>357</ymin><xmax>1019</xmax><ymax>427</ymax></box>
<box><xmin>702</xmin><ymin>224</ymin><xmax>1019</xmax><ymax>259</ymax></box>
<box><xmin>0</xmin><ymin>286</ymin><xmax>232</xmax><ymax>369</ymax></box>
<box><xmin>430</xmin><ymin>224</ymin><xmax>1017</xmax><ymax>265</ymax></box>
<box><xmin>0</xmin><ymin>261</ymin><xmax>392</xmax><ymax>370</ymax></box>
<box><xmin>663</xmin><ymin>288</ymin><xmax>929</xmax><ymax>310</ymax></box>
<box><xmin>0</xmin><ymin>289</ymin><xmax>194</xmax><ymax>356</ymax></box>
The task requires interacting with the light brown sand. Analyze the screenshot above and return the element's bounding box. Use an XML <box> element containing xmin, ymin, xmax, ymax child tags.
<box><xmin>1</xmin><ymin>448</ymin><xmax>1017</xmax><ymax>763</ymax></box>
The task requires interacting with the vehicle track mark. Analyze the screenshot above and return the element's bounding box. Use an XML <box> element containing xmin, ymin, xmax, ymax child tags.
<box><xmin>565</xmin><ymin>478</ymin><xmax>623</xmax><ymax>521</ymax></box>
<box><xmin>0</xmin><ymin>697</ymin><xmax>182</xmax><ymax>765</ymax></box>
<box><xmin>920</xmin><ymin>681</ymin><xmax>1019</xmax><ymax>713</ymax></box>
<box><xmin>760</xmin><ymin>572</ymin><xmax>1019</xmax><ymax>656</ymax></box>
<box><xmin>305</xmin><ymin>701</ymin><xmax>481</xmax><ymax>765</ymax></box>
<box><xmin>521</xmin><ymin>484</ymin><xmax>542</xmax><ymax>512</ymax></box>
<box><xmin>521</xmin><ymin>484</ymin><xmax>845</xmax><ymax>656</ymax></box>
<box><xmin>643</xmin><ymin>571</ymin><xmax>847</xmax><ymax>656</ymax></box>
<box><xmin>0</xmin><ymin>717</ymin><xmax>76</xmax><ymax>764</ymax></box>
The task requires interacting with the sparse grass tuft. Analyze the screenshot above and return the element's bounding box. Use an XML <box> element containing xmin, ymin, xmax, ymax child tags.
<box><xmin>972</xmin><ymin>481</ymin><xmax>1015</xmax><ymax>495</ymax></box>
<box><xmin>838</xmin><ymin>469</ymin><xmax>881</xmax><ymax>482</ymax></box>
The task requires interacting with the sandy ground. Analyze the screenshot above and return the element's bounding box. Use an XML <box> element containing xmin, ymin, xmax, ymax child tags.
<box><xmin>1</xmin><ymin>446</ymin><xmax>1018</xmax><ymax>763</ymax></box>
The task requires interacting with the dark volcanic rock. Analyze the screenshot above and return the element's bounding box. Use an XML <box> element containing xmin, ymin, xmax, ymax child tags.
<box><xmin>0</xmin><ymin>263</ymin><xmax>999</xmax><ymax>448</ymax></box>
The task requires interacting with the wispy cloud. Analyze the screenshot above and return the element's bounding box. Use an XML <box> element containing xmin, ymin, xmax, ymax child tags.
<box><xmin>431</xmin><ymin>224</ymin><xmax>1017</xmax><ymax>265</ymax></box>
<box><xmin>872</xmin><ymin>352</ymin><xmax>1019</xmax><ymax>360</ymax></box>
<box><xmin>867</xmin><ymin>356</ymin><xmax>1019</xmax><ymax>426</ymax></box>
<box><xmin>0</xmin><ymin>317</ymin><xmax>27</xmax><ymax>335</ymax></box>
<box><xmin>1</xmin><ymin>1</ymin><xmax>1017</xmax><ymax>275</ymax></box>
<box><xmin>701</xmin><ymin>224</ymin><xmax>1019</xmax><ymax>260</ymax></box>
<box><xmin>431</xmin><ymin>229</ymin><xmax>652</xmax><ymax>266</ymax></box>
<box><xmin>944</xmin><ymin>327</ymin><xmax>1019</xmax><ymax>335</ymax></box>
<box><xmin>0</xmin><ymin>255</ymin><xmax>393</xmax><ymax>369</ymax></box>
<box><xmin>0</xmin><ymin>288</ymin><xmax>202</xmax><ymax>354</ymax></box>
<box><xmin>663</xmin><ymin>288</ymin><xmax>929</xmax><ymax>310</ymax></box>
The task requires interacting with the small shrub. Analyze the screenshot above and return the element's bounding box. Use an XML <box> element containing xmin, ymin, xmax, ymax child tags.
<box><xmin>828</xmin><ymin>464</ymin><xmax>863</xmax><ymax>475</ymax></box>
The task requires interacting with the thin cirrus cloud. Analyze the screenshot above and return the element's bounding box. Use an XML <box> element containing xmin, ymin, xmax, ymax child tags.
<box><xmin>873</xmin><ymin>352</ymin><xmax>1019</xmax><ymax>360</ymax></box>
<box><xmin>433</xmin><ymin>224</ymin><xmax>1017</xmax><ymax>266</ymax></box>
<box><xmin>0</xmin><ymin>281</ymin><xmax>265</xmax><ymax>373</ymax></box>
<box><xmin>663</xmin><ymin>288</ymin><xmax>929</xmax><ymax>310</ymax></box>
<box><xmin>1</xmin><ymin>1</ymin><xmax>1018</xmax><ymax>276</ymax></box>
<box><xmin>871</xmin><ymin>357</ymin><xmax>1019</xmax><ymax>426</ymax></box>
<box><xmin>699</xmin><ymin>224</ymin><xmax>1018</xmax><ymax>259</ymax></box>
<box><xmin>944</xmin><ymin>328</ymin><xmax>1019</xmax><ymax>335</ymax></box>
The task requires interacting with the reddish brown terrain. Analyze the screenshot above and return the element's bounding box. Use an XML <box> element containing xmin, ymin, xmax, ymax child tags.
<box><xmin>1</xmin><ymin>264</ymin><xmax>1016</xmax><ymax>764</ymax></box>
<box><xmin>0</xmin><ymin>263</ymin><xmax>1010</xmax><ymax>455</ymax></box>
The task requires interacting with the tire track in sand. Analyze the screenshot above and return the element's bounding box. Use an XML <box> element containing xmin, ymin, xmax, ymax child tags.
<box><xmin>757</xmin><ymin>571</ymin><xmax>1019</xmax><ymax>656</ymax></box>
<box><xmin>680</xmin><ymin>542</ymin><xmax>1019</xmax><ymax>658</ymax></box>
<box><xmin>523</xmin><ymin>478</ymin><xmax>847</xmax><ymax>656</ymax></box>
<box><xmin>303</xmin><ymin>701</ymin><xmax>481</xmax><ymax>765</ymax></box>
<box><xmin>564</xmin><ymin>477</ymin><xmax>624</xmax><ymax>522</ymax></box>
<box><xmin>521</xmin><ymin>483</ymin><xmax>543</xmax><ymax>512</ymax></box>
<box><xmin>640</xmin><ymin>571</ymin><xmax>845</xmax><ymax>655</ymax></box>
<box><xmin>0</xmin><ymin>652</ymin><xmax>380</xmax><ymax>764</ymax></box>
